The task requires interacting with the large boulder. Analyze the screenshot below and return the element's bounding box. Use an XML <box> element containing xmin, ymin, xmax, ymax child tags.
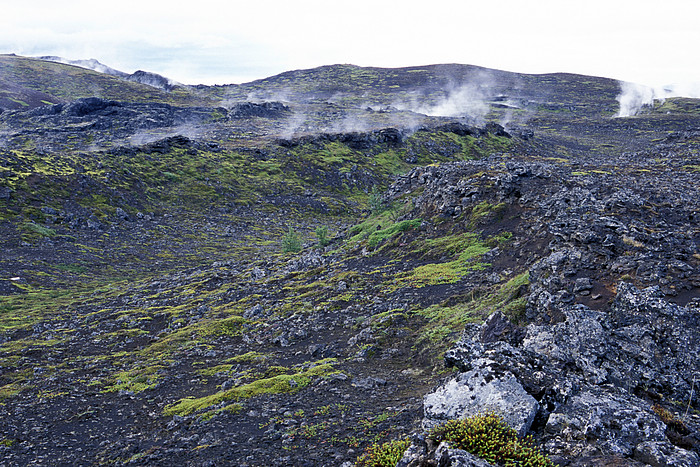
<box><xmin>423</xmin><ymin>359</ymin><xmax>539</xmax><ymax>436</ymax></box>
<box><xmin>544</xmin><ymin>387</ymin><xmax>667</xmax><ymax>458</ymax></box>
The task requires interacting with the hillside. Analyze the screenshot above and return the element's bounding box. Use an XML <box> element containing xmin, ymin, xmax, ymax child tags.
<box><xmin>0</xmin><ymin>55</ymin><xmax>699</xmax><ymax>466</ymax></box>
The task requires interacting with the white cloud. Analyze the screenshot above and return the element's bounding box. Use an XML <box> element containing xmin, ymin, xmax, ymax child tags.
<box><xmin>1</xmin><ymin>0</ymin><xmax>699</xmax><ymax>87</ymax></box>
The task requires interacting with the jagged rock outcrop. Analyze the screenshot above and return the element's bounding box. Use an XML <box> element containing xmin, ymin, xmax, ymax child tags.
<box><xmin>228</xmin><ymin>101</ymin><xmax>290</xmax><ymax>118</ymax></box>
<box><xmin>0</xmin><ymin>97</ymin><xmax>219</xmax><ymax>145</ymax></box>
<box><xmin>397</xmin><ymin>437</ymin><xmax>496</xmax><ymax>467</ymax></box>
<box><xmin>278</xmin><ymin>127</ymin><xmax>404</xmax><ymax>150</ymax></box>
<box><xmin>431</xmin><ymin>284</ymin><xmax>700</xmax><ymax>465</ymax></box>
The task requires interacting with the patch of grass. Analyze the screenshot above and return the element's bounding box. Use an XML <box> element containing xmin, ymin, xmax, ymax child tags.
<box><xmin>55</xmin><ymin>263</ymin><xmax>87</xmax><ymax>274</ymax></box>
<box><xmin>347</xmin><ymin>214</ymin><xmax>421</xmax><ymax>250</ymax></box>
<box><xmin>414</xmin><ymin>271</ymin><xmax>530</xmax><ymax>352</ymax></box>
<box><xmin>468</xmin><ymin>201</ymin><xmax>506</xmax><ymax>228</ymax></box>
<box><xmin>195</xmin><ymin>364</ymin><xmax>233</xmax><ymax>377</ymax></box>
<box><xmin>484</xmin><ymin>231</ymin><xmax>513</xmax><ymax>248</ymax></box>
<box><xmin>367</xmin><ymin>219</ymin><xmax>422</xmax><ymax>248</ymax></box>
<box><xmin>0</xmin><ymin>383</ymin><xmax>24</xmax><ymax>401</ymax></box>
<box><xmin>397</xmin><ymin>233</ymin><xmax>490</xmax><ymax>288</ymax></box>
<box><xmin>163</xmin><ymin>359</ymin><xmax>339</xmax><ymax>418</ymax></box>
<box><xmin>22</xmin><ymin>222</ymin><xmax>56</xmax><ymax>238</ymax></box>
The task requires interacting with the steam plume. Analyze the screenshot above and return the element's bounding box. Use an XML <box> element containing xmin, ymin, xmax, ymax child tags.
<box><xmin>418</xmin><ymin>84</ymin><xmax>489</xmax><ymax>123</ymax></box>
<box><xmin>616</xmin><ymin>82</ymin><xmax>657</xmax><ymax>117</ymax></box>
<box><xmin>616</xmin><ymin>81</ymin><xmax>700</xmax><ymax>117</ymax></box>
<box><xmin>393</xmin><ymin>72</ymin><xmax>497</xmax><ymax>124</ymax></box>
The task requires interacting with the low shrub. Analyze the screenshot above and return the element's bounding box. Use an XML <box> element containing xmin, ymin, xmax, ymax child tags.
<box><xmin>429</xmin><ymin>413</ymin><xmax>553</xmax><ymax>466</ymax></box>
<box><xmin>355</xmin><ymin>437</ymin><xmax>410</xmax><ymax>467</ymax></box>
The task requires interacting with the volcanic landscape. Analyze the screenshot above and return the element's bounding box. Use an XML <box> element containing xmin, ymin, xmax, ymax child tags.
<box><xmin>0</xmin><ymin>55</ymin><xmax>699</xmax><ymax>466</ymax></box>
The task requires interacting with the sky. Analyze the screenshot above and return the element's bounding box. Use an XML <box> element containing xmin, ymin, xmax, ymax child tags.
<box><xmin>2</xmin><ymin>0</ymin><xmax>699</xmax><ymax>88</ymax></box>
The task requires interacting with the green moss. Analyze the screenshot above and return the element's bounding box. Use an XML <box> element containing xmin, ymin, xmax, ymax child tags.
<box><xmin>0</xmin><ymin>438</ymin><xmax>15</xmax><ymax>447</ymax></box>
<box><xmin>397</xmin><ymin>233</ymin><xmax>490</xmax><ymax>288</ymax></box>
<box><xmin>200</xmin><ymin>402</ymin><xmax>244</xmax><ymax>421</ymax></box>
<box><xmin>414</xmin><ymin>271</ymin><xmax>530</xmax><ymax>352</ymax></box>
<box><xmin>8</xmin><ymin>97</ymin><xmax>29</xmax><ymax>107</ymax></box>
<box><xmin>163</xmin><ymin>359</ymin><xmax>339</xmax><ymax>418</ymax></box>
<box><xmin>22</xmin><ymin>222</ymin><xmax>56</xmax><ymax>238</ymax></box>
<box><xmin>102</xmin><ymin>365</ymin><xmax>165</xmax><ymax>393</ymax></box>
<box><xmin>197</xmin><ymin>315</ymin><xmax>248</xmax><ymax>337</ymax></box>
<box><xmin>196</xmin><ymin>364</ymin><xmax>234</xmax><ymax>377</ymax></box>
<box><xmin>0</xmin><ymin>383</ymin><xmax>24</xmax><ymax>401</ymax></box>
<box><xmin>0</xmin><ymin>337</ymin><xmax>64</xmax><ymax>354</ymax></box>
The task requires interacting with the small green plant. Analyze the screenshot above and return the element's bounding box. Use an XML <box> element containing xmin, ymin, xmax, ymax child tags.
<box><xmin>282</xmin><ymin>226</ymin><xmax>302</xmax><ymax>253</ymax></box>
<box><xmin>0</xmin><ymin>438</ymin><xmax>15</xmax><ymax>447</ymax></box>
<box><xmin>429</xmin><ymin>413</ymin><xmax>553</xmax><ymax>466</ymax></box>
<box><xmin>355</xmin><ymin>437</ymin><xmax>411</xmax><ymax>467</ymax></box>
<box><xmin>368</xmin><ymin>185</ymin><xmax>384</xmax><ymax>214</ymax></box>
<box><xmin>315</xmin><ymin>225</ymin><xmax>330</xmax><ymax>248</ymax></box>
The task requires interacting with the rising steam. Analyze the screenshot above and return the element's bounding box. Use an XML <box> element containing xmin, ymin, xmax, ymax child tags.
<box><xmin>616</xmin><ymin>82</ymin><xmax>658</xmax><ymax>117</ymax></box>
<box><xmin>419</xmin><ymin>84</ymin><xmax>489</xmax><ymax>123</ymax></box>
<box><xmin>616</xmin><ymin>81</ymin><xmax>700</xmax><ymax>117</ymax></box>
<box><xmin>392</xmin><ymin>71</ymin><xmax>500</xmax><ymax>124</ymax></box>
<box><xmin>394</xmin><ymin>84</ymin><xmax>490</xmax><ymax>124</ymax></box>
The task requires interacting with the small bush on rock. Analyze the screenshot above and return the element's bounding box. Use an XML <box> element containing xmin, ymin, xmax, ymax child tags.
<box><xmin>429</xmin><ymin>413</ymin><xmax>553</xmax><ymax>467</ymax></box>
<box><xmin>356</xmin><ymin>437</ymin><xmax>411</xmax><ymax>467</ymax></box>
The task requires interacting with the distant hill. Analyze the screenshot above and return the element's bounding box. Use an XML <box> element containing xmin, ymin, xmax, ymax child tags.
<box><xmin>35</xmin><ymin>56</ymin><xmax>129</xmax><ymax>77</ymax></box>
<box><xmin>0</xmin><ymin>54</ymin><xmax>214</xmax><ymax>110</ymax></box>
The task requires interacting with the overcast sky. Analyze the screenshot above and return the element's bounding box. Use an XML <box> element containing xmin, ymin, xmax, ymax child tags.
<box><xmin>2</xmin><ymin>0</ymin><xmax>699</xmax><ymax>88</ymax></box>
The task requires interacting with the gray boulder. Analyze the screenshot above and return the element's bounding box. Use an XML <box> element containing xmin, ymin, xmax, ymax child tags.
<box><xmin>545</xmin><ymin>387</ymin><xmax>667</xmax><ymax>457</ymax></box>
<box><xmin>423</xmin><ymin>359</ymin><xmax>539</xmax><ymax>437</ymax></box>
<box><xmin>435</xmin><ymin>442</ymin><xmax>495</xmax><ymax>467</ymax></box>
<box><xmin>633</xmin><ymin>441</ymin><xmax>700</xmax><ymax>466</ymax></box>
